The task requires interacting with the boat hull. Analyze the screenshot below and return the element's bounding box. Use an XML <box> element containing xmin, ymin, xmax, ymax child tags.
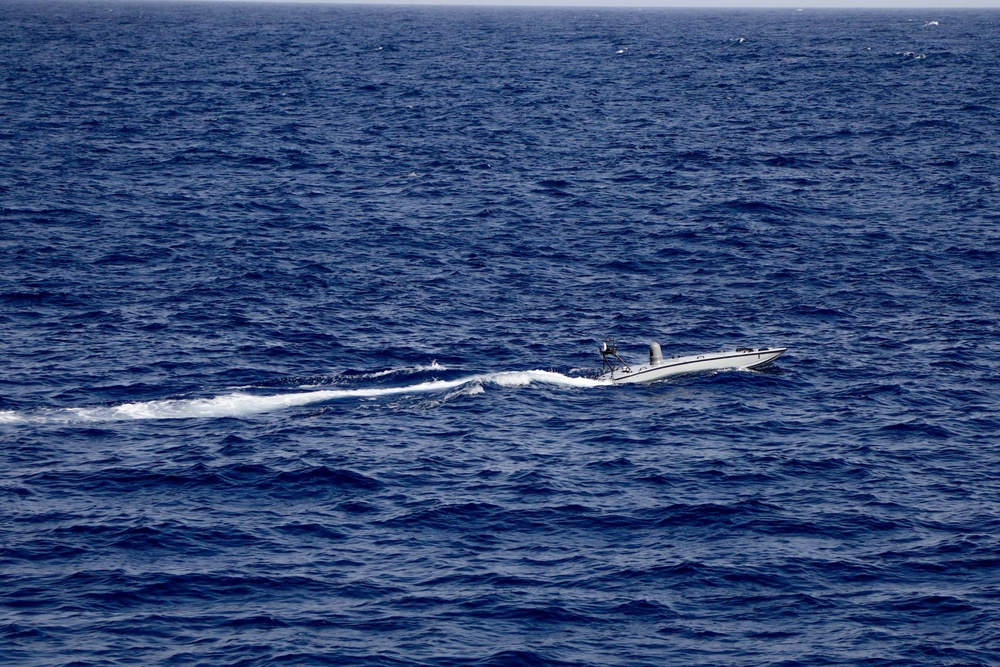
<box><xmin>599</xmin><ymin>347</ymin><xmax>786</xmax><ymax>384</ymax></box>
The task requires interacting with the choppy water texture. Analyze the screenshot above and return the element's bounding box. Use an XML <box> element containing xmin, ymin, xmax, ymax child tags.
<box><xmin>2</xmin><ymin>3</ymin><xmax>1000</xmax><ymax>665</ymax></box>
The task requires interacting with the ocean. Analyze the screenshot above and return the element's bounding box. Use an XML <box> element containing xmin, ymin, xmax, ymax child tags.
<box><xmin>2</xmin><ymin>2</ymin><xmax>999</xmax><ymax>665</ymax></box>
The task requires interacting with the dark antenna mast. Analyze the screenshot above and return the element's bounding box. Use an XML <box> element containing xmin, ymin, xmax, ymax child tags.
<box><xmin>600</xmin><ymin>337</ymin><xmax>631</xmax><ymax>375</ymax></box>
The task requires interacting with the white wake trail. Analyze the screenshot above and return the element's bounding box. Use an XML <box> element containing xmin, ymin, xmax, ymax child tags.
<box><xmin>0</xmin><ymin>370</ymin><xmax>608</xmax><ymax>424</ymax></box>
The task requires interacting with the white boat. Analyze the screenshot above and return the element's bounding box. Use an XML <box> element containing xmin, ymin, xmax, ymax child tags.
<box><xmin>598</xmin><ymin>338</ymin><xmax>786</xmax><ymax>384</ymax></box>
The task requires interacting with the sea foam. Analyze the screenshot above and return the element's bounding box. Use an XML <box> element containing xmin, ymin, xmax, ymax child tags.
<box><xmin>0</xmin><ymin>371</ymin><xmax>608</xmax><ymax>424</ymax></box>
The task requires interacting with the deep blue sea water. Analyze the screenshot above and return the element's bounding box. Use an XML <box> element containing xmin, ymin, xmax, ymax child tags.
<box><xmin>2</xmin><ymin>2</ymin><xmax>1000</xmax><ymax>665</ymax></box>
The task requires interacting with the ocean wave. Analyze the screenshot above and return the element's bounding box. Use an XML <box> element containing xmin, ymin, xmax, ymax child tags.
<box><xmin>4</xmin><ymin>4</ymin><xmax>1000</xmax><ymax>665</ymax></box>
